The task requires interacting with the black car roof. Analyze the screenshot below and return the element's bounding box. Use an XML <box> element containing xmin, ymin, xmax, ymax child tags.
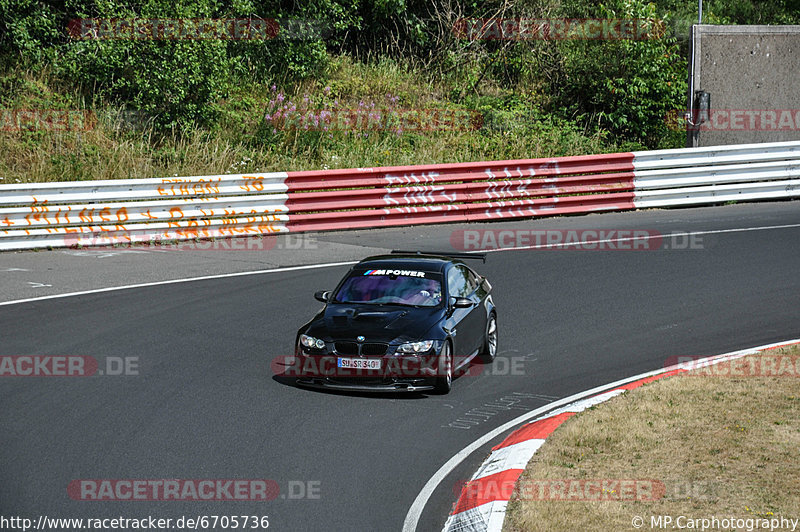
<box><xmin>355</xmin><ymin>254</ymin><xmax>460</xmax><ymax>273</ymax></box>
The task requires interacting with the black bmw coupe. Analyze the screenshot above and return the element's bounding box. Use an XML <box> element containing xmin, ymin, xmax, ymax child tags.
<box><xmin>292</xmin><ymin>251</ymin><xmax>497</xmax><ymax>393</ymax></box>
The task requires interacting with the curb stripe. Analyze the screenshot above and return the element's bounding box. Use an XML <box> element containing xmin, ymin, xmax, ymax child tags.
<box><xmin>441</xmin><ymin>339</ymin><xmax>800</xmax><ymax>532</ymax></box>
<box><xmin>440</xmin><ymin>501</ymin><xmax>504</xmax><ymax>532</ymax></box>
<box><xmin>542</xmin><ymin>388</ymin><xmax>627</xmax><ymax>418</ymax></box>
<box><xmin>492</xmin><ymin>413</ymin><xmax>573</xmax><ymax>450</ymax></box>
<box><xmin>473</xmin><ymin>440</ymin><xmax>546</xmax><ymax>482</ymax></box>
<box><xmin>453</xmin><ymin>470</ymin><xmax>523</xmax><ymax>514</ymax></box>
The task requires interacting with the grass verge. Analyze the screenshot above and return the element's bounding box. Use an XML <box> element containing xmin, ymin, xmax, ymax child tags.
<box><xmin>504</xmin><ymin>344</ymin><xmax>800</xmax><ymax>531</ymax></box>
<box><xmin>0</xmin><ymin>56</ymin><xmax>624</xmax><ymax>183</ymax></box>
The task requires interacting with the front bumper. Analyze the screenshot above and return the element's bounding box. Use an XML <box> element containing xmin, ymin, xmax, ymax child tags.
<box><xmin>295</xmin><ymin>377</ymin><xmax>435</xmax><ymax>393</ymax></box>
<box><xmin>288</xmin><ymin>340</ymin><xmax>444</xmax><ymax>392</ymax></box>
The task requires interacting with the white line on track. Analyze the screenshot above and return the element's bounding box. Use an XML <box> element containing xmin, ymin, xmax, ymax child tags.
<box><xmin>0</xmin><ymin>261</ymin><xmax>358</xmax><ymax>307</ymax></box>
<box><xmin>402</xmin><ymin>339</ymin><xmax>800</xmax><ymax>532</ymax></box>
<box><xmin>1</xmin><ymin>222</ymin><xmax>798</xmax><ymax>307</ymax></box>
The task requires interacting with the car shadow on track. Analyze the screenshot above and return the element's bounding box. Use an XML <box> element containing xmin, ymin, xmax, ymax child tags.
<box><xmin>270</xmin><ymin>375</ymin><xmax>431</xmax><ymax>399</ymax></box>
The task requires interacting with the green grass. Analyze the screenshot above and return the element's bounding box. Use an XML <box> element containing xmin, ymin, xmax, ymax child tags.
<box><xmin>1</xmin><ymin>55</ymin><xmax>632</xmax><ymax>184</ymax></box>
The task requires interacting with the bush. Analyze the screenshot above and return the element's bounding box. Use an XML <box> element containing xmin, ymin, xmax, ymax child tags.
<box><xmin>0</xmin><ymin>0</ymin><xmax>62</xmax><ymax>64</ymax></box>
<box><xmin>2</xmin><ymin>0</ymin><xmax>363</xmax><ymax>131</ymax></box>
<box><xmin>552</xmin><ymin>0</ymin><xmax>688</xmax><ymax>148</ymax></box>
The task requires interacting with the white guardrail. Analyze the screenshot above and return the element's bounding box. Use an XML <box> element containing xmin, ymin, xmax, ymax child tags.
<box><xmin>1</xmin><ymin>140</ymin><xmax>799</xmax><ymax>251</ymax></box>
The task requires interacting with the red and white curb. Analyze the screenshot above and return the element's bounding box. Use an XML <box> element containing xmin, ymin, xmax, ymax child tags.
<box><xmin>441</xmin><ymin>339</ymin><xmax>800</xmax><ymax>532</ymax></box>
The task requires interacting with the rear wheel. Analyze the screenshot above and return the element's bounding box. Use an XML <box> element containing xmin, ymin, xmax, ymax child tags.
<box><xmin>479</xmin><ymin>313</ymin><xmax>498</xmax><ymax>363</ymax></box>
<box><xmin>434</xmin><ymin>342</ymin><xmax>453</xmax><ymax>394</ymax></box>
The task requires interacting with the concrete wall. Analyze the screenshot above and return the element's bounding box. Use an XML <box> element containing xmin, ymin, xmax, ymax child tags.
<box><xmin>689</xmin><ymin>25</ymin><xmax>800</xmax><ymax>147</ymax></box>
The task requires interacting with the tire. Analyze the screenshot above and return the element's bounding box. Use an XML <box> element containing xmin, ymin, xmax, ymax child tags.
<box><xmin>434</xmin><ymin>341</ymin><xmax>453</xmax><ymax>394</ymax></box>
<box><xmin>479</xmin><ymin>313</ymin><xmax>498</xmax><ymax>363</ymax></box>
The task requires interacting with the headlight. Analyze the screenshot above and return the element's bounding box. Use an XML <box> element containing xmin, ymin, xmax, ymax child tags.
<box><xmin>396</xmin><ymin>340</ymin><xmax>434</xmax><ymax>353</ymax></box>
<box><xmin>300</xmin><ymin>334</ymin><xmax>326</xmax><ymax>350</ymax></box>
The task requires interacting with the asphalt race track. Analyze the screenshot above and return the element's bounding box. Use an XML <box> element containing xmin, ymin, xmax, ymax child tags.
<box><xmin>1</xmin><ymin>202</ymin><xmax>799</xmax><ymax>531</ymax></box>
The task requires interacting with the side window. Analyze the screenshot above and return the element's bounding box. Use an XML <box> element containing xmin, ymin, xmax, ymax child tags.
<box><xmin>448</xmin><ymin>265</ymin><xmax>477</xmax><ymax>298</ymax></box>
<box><xmin>447</xmin><ymin>267</ymin><xmax>462</xmax><ymax>298</ymax></box>
<box><xmin>464</xmin><ymin>268</ymin><xmax>480</xmax><ymax>294</ymax></box>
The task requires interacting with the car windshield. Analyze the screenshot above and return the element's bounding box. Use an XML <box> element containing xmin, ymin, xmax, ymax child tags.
<box><xmin>334</xmin><ymin>269</ymin><xmax>443</xmax><ymax>307</ymax></box>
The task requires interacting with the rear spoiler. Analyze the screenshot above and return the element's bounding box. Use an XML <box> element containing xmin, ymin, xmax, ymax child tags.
<box><xmin>390</xmin><ymin>250</ymin><xmax>487</xmax><ymax>263</ymax></box>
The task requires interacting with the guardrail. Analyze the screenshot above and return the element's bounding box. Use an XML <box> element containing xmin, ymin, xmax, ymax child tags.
<box><xmin>1</xmin><ymin>140</ymin><xmax>798</xmax><ymax>251</ymax></box>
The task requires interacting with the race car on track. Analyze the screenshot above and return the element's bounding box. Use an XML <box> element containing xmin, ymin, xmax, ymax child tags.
<box><xmin>293</xmin><ymin>250</ymin><xmax>497</xmax><ymax>393</ymax></box>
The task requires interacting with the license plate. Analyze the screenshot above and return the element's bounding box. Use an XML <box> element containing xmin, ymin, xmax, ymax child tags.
<box><xmin>337</xmin><ymin>358</ymin><xmax>381</xmax><ymax>370</ymax></box>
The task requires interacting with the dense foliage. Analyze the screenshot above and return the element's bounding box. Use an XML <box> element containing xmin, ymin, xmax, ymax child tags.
<box><xmin>1</xmin><ymin>0</ymin><xmax>797</xmax><ymax>145</ymax></box>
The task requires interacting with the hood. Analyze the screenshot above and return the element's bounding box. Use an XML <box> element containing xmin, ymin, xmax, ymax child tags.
<box><xmin>306</xmin><ymin>303</ymin><xmax>444</xmax><ymax>343</ymax></box>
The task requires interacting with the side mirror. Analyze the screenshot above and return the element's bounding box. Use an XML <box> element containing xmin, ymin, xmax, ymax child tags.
<box><xmin>314</xmin><ymin>290</ymin><xmax>331</xmax><ymax>303</ymax></box>
<box><xmin>451</xmin><ymin>297</ymin><xmax>473</xmax><ymax>309</ymax></box>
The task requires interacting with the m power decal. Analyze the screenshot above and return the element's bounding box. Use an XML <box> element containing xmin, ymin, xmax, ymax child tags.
<box><xmin>362</xmin><ymin>269</ymin><xmax>427</xmax><ymax>278</ymax></box>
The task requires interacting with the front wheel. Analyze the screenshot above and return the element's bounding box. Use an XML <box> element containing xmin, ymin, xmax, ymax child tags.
<box><xmin>434</xmin><ymin>342</ymin><xmax>453</xmax><ymax>394</ymax></box>
<box><xmin>479</xmin><ymin>313</ymin><xmax>497</xmax><ymax>363</ymax></box>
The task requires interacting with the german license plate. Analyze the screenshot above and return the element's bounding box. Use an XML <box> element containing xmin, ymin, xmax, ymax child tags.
<box><xmin>337</xmin><ymin>358</ymin><xmax>381</xmax><ymax>370</ymax></box>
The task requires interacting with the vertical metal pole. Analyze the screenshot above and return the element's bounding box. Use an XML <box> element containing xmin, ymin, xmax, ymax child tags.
<box><xmin>686</xmin><ymin>0</ymin><xmax>703</xmax><ymax>146</ymax></box>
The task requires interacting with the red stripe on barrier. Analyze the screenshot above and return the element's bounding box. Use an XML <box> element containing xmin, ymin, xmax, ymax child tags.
<box><xmin>284</xmin><ymin>174</ymin><xmax>635</xmax><ymax>213</ymax></box>
<box><xmin>279</xmin><ymin>153</ymin><xmax>637</xmax><ymax>232</ymax></box>
<box><xmin>492</xmin><ymin>412</ymin><xmax>576</xmax><ymax>451</ymax></box>
<box><xmin>452</xmin><ymin>469</ymin><xmax>524</xmax><ymax>514</ymax></box>
<box><xmin>286</xmin><ymin>214</ymin><xmax>465</xmax><ymax>233</ymax></box>
<box><xmin>465</xmin><ymin>192</ymin><xmax>636</xmax><ymax>221</ymax></box>
<box><xmin>284</xmin><ymin>153</ymin><xmax>635</xmax><ymax>191</ymax></box>
<box><xmin>286</xmin><ymin>152</ymin><xmax>635</xmax><ymax>178</ymax></box>
<box><xmin>286</xmin><ymin>193</ymin><xmax>636</xmax><ymax>232</ymax></box>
